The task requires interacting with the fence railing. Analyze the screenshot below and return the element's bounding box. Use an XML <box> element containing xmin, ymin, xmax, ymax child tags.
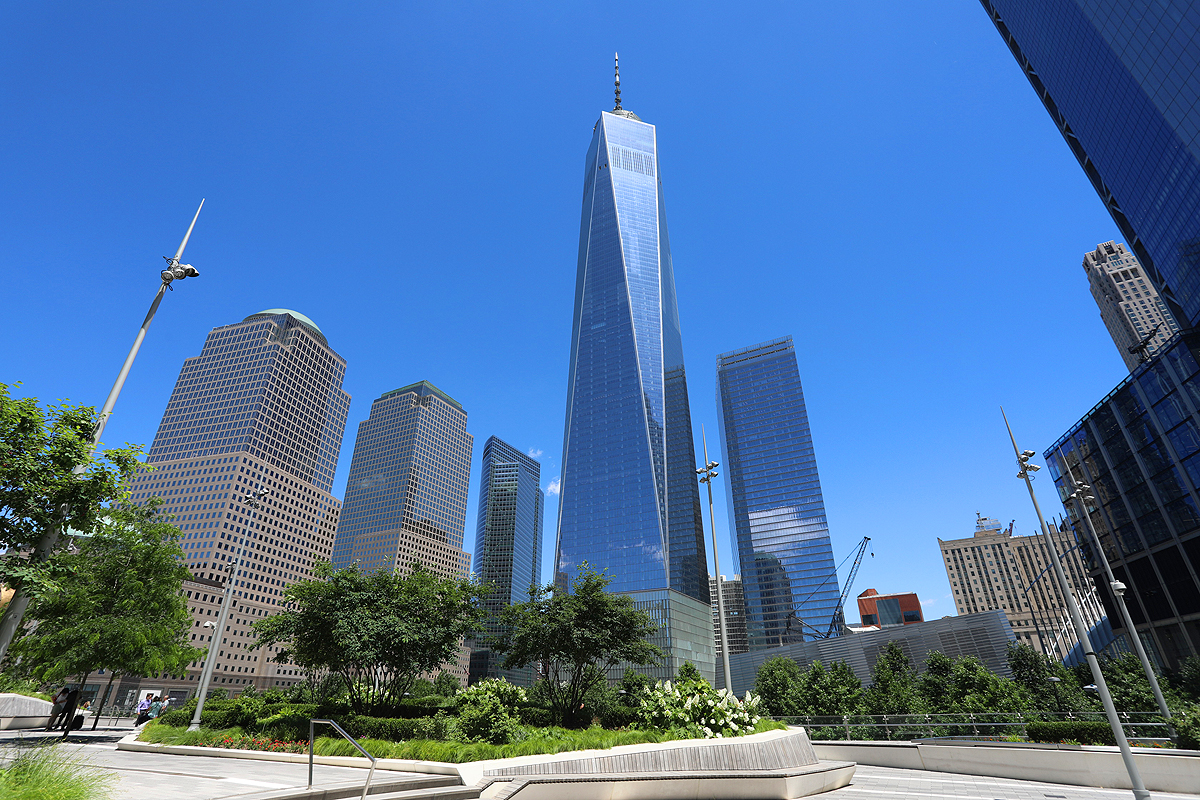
<box><xmin>308</xmin><ymin>718</ymin><xmax>377</xmax><ymax>800</ymax></box>
<box><xmin>769</xmin><ymin>711</ymin><xmax>1171</xmax><ymax>742</ymax></box>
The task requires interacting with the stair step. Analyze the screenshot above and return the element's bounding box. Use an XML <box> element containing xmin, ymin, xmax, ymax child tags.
<box><xmin>365</xmin><ymin>788</ymin><xmax>479</xmax><ymax>800</ymax></box>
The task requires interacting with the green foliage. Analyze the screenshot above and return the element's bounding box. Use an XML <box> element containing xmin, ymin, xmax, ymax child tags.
<box><xmin>940</xmin><ymin>655</ymin><xmax>1030</xmax><ymax>714</ymax></box>
<box><xmin>1172</xmin><ymin>704</ymin><xmax>1200</xmax><ymax>750</ymax></box>
<box><xmin>863</xmin><ymin>642</ymin><xmax>926</xmax><ymax>715</ymax></box>
<box><xmin>636</xmin><ymin>677</ymin><xmax>763</xmax><ymax>738</ymax></box>
<box><xmin>251</xmin><ymin>561</ymin><xmax>486</xmax><ymax>716</ymax></box>
<box><xmin>456</xmin><ymin>694</ymin><xmax>522</xmax><ymax>744</ymax></box>
<box><xmin>754</xmin><ymin>657</ymin><xmax>803</xmax><ymax>716</ymax></box>
<box><xmin>434</xmin><ymin>671</ymin><xmax>460</xmax><ymax>697</ymax></box>
<box><xmin>0</xmin><ymin>744</ymin><xmax>116</xmax><ymax>800</ymax></box>
<box><xmin>408</xmin><ymin>678</ymin><xmax>435</xmax><ymax>698</ymax></box>
<box><xmin>1027</xmin><ymin>720</ymin><xmax>1116</xmax><ymax>745</ymax></box>
<box><xmin>456</xmin><ymin>677</ymin><xmax>526</xmax><ymax>711</ymax></box>
<box><xmin>0</xmin><ymin>673</ymin><xmax>52</xmax><ymax>701</ymax></box>
<box><xmin>674</xmin><ymin>661</ymin><xmax>703</xmax><ymax>683</ymax></box>
<box><xmin>617</xmin><ymin>668</ymin><xmax>652</xmax><ymax>704</ymax></box>
<box><xmin>10</xmin><ymin>502</ymin><xmax>203</xmax><ymax>686</ymax></box>
<box><xmin>257</xmin><ymin>713</ymin><xmax>311</xmax><ymax>742</ymax></box>
<box><xmin>491</xmin><ymin>566</ymin><xmax>662</xmax><ymax>727</ymax></box>
<box><xmin>1006</xmin><ymin>643</ymin><xmax>1089</xmax><ymax>712</ymax></box>
<box><xmin>157</xmin><ymin>709</ymin><xmax>191</xmax><ymax>728</ymax></box>
<box><xmin>205</xmin><ymin>688</ymin><xmax>229</xmax><ymax>701</ymax></box>
<box><xmin>516</xmin><ymin>705</ymin><xmax>554</xmax><ymax>727</ymax></box>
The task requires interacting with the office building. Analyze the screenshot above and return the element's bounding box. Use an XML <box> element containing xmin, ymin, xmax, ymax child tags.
<box><xmin>554</xmin><ymin>81</ymin><xmax>714</xmax><ymax>681</ymax></box>
<box><xmin>125</xmin><ymin>309</ymin><xmax>350</xmax><ymax>697</ymax></box>
<box><xmin>1084</xmin><ymin>242</ymin><xmax>1180</xmax><ymax>371</ymax></box>
<box><xmin>716</xmin><ymin>336</ymin><xmax>842</xmax><ymax>648</ymax></box>
<box><xmin>979</xmin><ymin>1</ymin><xmax>1200</xmax><ymax>327</ymax></box>
<box><xmin>938</xmin><ymin>515</ymin><xmax>1102</xmax><ymax>661</ymax></box>
<box><xmin>1047</xmin><ymin>331</ymin><xmax>1200</xmax><ymax>669</ymax></box>
<box><xmin>726</xmin><ymin>610</ymin><xmax>1017</xmax><ymax>696</ymax></box>
<box><xmin>470</xmin><ymin>437</ymin><xmax>543</xmax><ymax>686</ymax></box>
<box><xmin>857</xmin><ymin>589</ymin><xmax>923</xmax><ymax>628</ymax></box>
<box><xmin>709</xmin><ymin>574</ymin><xmax>749</xmax><ymax>670</ymax></box>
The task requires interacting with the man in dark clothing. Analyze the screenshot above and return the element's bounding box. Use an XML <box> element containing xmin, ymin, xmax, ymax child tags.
<box><xmin>45</xmin><ymin>687</ymin><xmax>70</xmax><ymax>730</ymax></box>
<box><xmin>55</xmin><ymin>689</ymin><xmax>80</xmax><ymax>736</ymax></box>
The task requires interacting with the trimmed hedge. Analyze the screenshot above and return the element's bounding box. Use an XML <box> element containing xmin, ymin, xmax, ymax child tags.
<box><xmin>1026</xmin><ymin>720</ymin><xmax>1116</xmax><ymax>745</ymax></box>
<box><xmin>259</xmin><ymin>712</ymin><xmax>313</xmax><ymax>742</ymax></box>
<box><xmin>158</xmin><ymin>709</ymin><xmax>191</xmax><ymax>728</ymax></box>
<box><xmin>516</xmin><ymin>706</ymin><xmax>554</xmax><ymax>728</ymax></box>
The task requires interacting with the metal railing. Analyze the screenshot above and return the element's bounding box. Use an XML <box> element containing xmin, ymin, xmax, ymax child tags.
<box><xmin>770</xmin><ymin>711</ymin><xmax>1171</xmax><ymax>743</ymax></box>
<box><xmin>309</xmin><ymin>718</ymin><xmax>377</xmax><ymax>800</ymax></box>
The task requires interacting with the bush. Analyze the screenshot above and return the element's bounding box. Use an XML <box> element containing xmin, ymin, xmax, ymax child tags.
<box><xmin>158</xmin><ymin>709</ymin><xmax>191</xmax><ymax>728</ymax></box>
<box><xmin>434</xmin><ymin>671</ymin><xmax>460</xmax><ymax>697</ymax></box>
<box><xmin>344</xmin><ymin>715</ymin><xmax>419</xmax><ymax>741</ymax></box>
<box><xmin>1026</xmin><ymin>720</ymin><xmax>1116</xmax><ymax>745</ymax></box>
<box><xmin>598</xmin><ymin>704</ymin><xmax>637</xmax><ymax>730</ymax></box>
<box><xmin>259</xmin><ymin>713</ymin><xmax>313</xmax><ymax>743</ymax></box>
<box><xmin>637</xmin><ymin>679</ymin><xmax>763</xmax><ymax>738</ymax></box>
<box><xmin>457</xmin><ymin>678</ymin><xmax>525</xmax><ymax>711</ymax></box>
<box><xmin>516</xmin><ymin>705</ymin><xmax>554</xmax><ymax>728</ymax></box>
<box><xmin>1173</xmin><ymin>704</ymin><xmax>1200</xmax><ymax>751</ymax></box>
<box><xmin>456</xmin><ymin>694</ymin><xmax>521</xmax><ymax>745</ymax></box>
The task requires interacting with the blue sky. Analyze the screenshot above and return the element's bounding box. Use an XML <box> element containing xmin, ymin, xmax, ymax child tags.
<box><xmin>2</xmin><ymin>3</ymin><xmax>1131</xmax><ymax>623</ymax></box>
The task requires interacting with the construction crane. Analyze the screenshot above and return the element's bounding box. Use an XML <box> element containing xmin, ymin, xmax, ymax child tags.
<box><xmin>825</xmin><ymin>536</ymin><xmax>873</xmax><ymax>638</ymax></box>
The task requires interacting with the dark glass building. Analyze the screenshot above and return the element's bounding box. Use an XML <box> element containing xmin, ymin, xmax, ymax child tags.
<box><xmin>716</xmin><ymin>336</ymin><xmax>842</xmax><ymax>649</ymax></box>
<box><xmin>470</xmin><ymin>437</ymin><xmax>543</xmax><ymax>686</ymax></box>
<box><xmin>979</xmin><ymin>1</ymin><xmax>1200</xmax><ymax>326</ymax></box>
<box><xmin>555</xmin><ymin>97</ymin><xmax>714</xmax><ymax>680</ymax></box>
<box><xmin>1046</xmin><ymin>330</ymin><xmax>1200</xmax><ymax>668</ymax></box>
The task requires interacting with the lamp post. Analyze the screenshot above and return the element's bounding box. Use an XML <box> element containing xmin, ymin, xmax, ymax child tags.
<box><xmin>1003</xmin><ymin>409</ymin><xmax>1149</xmax><ymax>800</ymax></box>
<box><xmin>697</xmin><ymin>427</ymin><xmax>733</xmax><ymax>693</ymax></box>
<box><xmin>1048</xmin><ymin>675</ymin><xmax>1063</xmax><ymax>713</ymax></box>
<box><xmin>1059</xmin><ymin>462</ymin><xmax>1174</xmax><ymax>735</ymax></box>
<box><xmin>0</xmin><ymin>200</ymin><xmax>205</xmax><ymax>666</ymax></box>
<box><xmin>189</xmin><ymin>487</ymin><xmax>269</xmax><ymax>730</ymax></box>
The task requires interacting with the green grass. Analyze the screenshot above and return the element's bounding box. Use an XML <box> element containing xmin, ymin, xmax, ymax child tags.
<box><xmin>0</xmin><ymin>744</ymin><xmax>116</xmax><ymax>800</ymax></box>
<box><xmin>139</xmin><ymin>718</ymin><xmax>787</xmax><ymax>763</ymax></box>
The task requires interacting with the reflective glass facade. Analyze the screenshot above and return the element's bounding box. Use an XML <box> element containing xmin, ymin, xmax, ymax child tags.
<box><xmin>716</xmin><ymin>336</ymin><xmax>841</xmax><ymax>649</ymax></box>
<box><xmin>980</xmin><ymin>1</ymin><xmax>1200</xmax><ymax>326</ymax></box>
<box><xmin>555</xmin><ymin>109</ymin><xmax>708</xmax><ymax>604</ymax></box>
<box><xmin>332</xmin><ymin>381</ymin><xmax>473</xmax><ymax>577</ymax></box>
<box><xmin>1046</xmin><ymin>330</ymin><xmax>1200</xmax><ymax>668</ymax></box>
<box><xmin>470</xmin><ymin>437</ymin><xmax>543</xmax><ymax>685</ymax></box>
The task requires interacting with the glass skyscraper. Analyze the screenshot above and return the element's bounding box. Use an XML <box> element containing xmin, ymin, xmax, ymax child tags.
<box><xmin>716</xmin><ymin>336</ymin><xmax>842</xmax><ymax>649</ymax></box>
<box><xmin>555</xmin><ymin>99</ymin><xmax>714</xmax><ymax>680</ymax></box>
<box><xmin>979</xmin><ymin>1</ymin><xmax>1200</xmax><ymax>326</ymax></box>
<box><xmin>470</xmin><ymin>437</ymin><xmax>543</xmax><ymax>686</ymax></box>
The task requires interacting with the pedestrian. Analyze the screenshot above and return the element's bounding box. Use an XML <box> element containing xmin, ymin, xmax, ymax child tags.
<box><xmin>147</xmin><ymin>695</ymin><xmax>163</xmax><ymax>722</ymax></box>
<box><xmin>56</xmin><ymin>688</ymin><xmax>80</xmax><ymax>737</ymax></box>
<box><xmin>45</xmin><ymin>687</ymin><xmax>69</xmax><ymax>731</ymax></box>
<box><xmin>134</xmin><ymin>692</ymin><xmax>154</xmax><ymax>726</ymax></box>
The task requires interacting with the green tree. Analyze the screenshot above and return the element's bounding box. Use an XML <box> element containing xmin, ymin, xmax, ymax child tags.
<box><xmin>1175</xmin><ymin>655</ymin><xmax>1200</xmax><ymax>704</ymax></box>
<box><xmin>251</xmin><ymin>561</ymin><xmax>485</xmax><ymax>716</ymax></box>
<box><xmin>1091</xmin><ymin>653</ymin><xmax>1159</xmax><ymax>712</ymax></box>
<box><xmin>754</xmin><ymin>656</ymin><xmax>803</xmax><ymax>716</ymax></box>
<box><xmin>0</xmin><ymin>383</ymin><xmax>141</xmax><ymax>661</ymax></box>
<box><xmin>944</xmin><ymin>655</ymin><xmax>1029</xmax><ymax>713</ymax></box>
<box><xmin>491</xmin><ymin>566</ymin><xmax>661</xmax><ymax>727</ymax></box>
<box><xmin>433</xmin><ymin>670</ymin><xmax>460</xmax><ymax>697</ymax></box>
<box><xmin>863</xmin><ymin>642</ymin><xmax>925</xmax><ymax>715</ymax></box>
<box><xmin>795</xmin><ymin>660</ymin><xmax>864</xmax><ymax>717</ymax></box>
<box><xmin>10</xmin><ymin>501</ymin><xmax>202</xmax><ymax>710</ymax></box>
<box><xmin>918</xmin><ymin>651</ymin><xmax>955</xmax><ymax>713</ymax></box>
<box><xmin>1007</xmin><ymin>642</ymin><xmax>1088</xmax><ymax>712</ymax></box>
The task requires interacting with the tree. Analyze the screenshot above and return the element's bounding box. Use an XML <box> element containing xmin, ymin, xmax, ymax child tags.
<box><xmin>754</xmin><ymin>656</ymin><xmax>803</xmax><ymax>716</ymax></box>
<box><xmin>0</xmin><ymin>383</ymin><xmax>141</xmax><ymax>661</ymax></box>
<box><xmin>491</xmin><ymin>566</ymin><xmax>662</xmax><ymax>727</ymax></box>
<box><xmin>795</xmin><ymin>660</ymin><xmax>864</xmax><ymax>717</ymax></box>
<box><xmin>433</xmin><ymin>670</ymin><xmax>460</xmax><ymax>697</ymax></box>
<box><xmin>863</xmin><ymin>642</ymin><xmax>925</xmax><ymax>715</ymax></box>
<box><xmin>10</xmin><ymin>501</ymin><xmax>202</xmax><ymax>715</ymax></box>
<box><xmin>1006</xmin><ymin>642</ymin><xmax>1088</xmax><ymax>712</ymax></box>
<box><xmin>251</xmin><ymin>561</ymin><xmax>485</xmax><ymax>716</ymax></box>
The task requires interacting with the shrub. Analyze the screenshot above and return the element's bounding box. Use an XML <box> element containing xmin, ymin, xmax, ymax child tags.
<box><xmin>516</xmin><ymin>705</ymin><xmax>554</xmax><ymax>727</ymax></box>
<box><xmin>415</xmin><ymin>710</ymin><xmax>457</xmax><ymax>741</ymax></box>
<box><xmin>457</xmin><ymin>678</ymin><xmax>526</xmax><ymax>711</ymax></box>
<box><xmin>344</xmin><ymin>715</ymin><xmax>419</xmax><ymax>741</ymax></box>
<box><xmin>637</xmin><ymin>679</ymin><xmax>763</xmax><ymax>738</ymax></box>
<box><xmin>259</xmin><ymin>712</ymin><xmax>313</xmax><ymax>743</ymax></box>
<box><xmin>434</xmin><ymin>671</ymin><xmax>460</xmax><ymax>697</ymax></box>
<box><xmin>1026</xmin><ymin>720</ymin><xmax>1116</xmax><ymax>745</ymax></box>
<box><xmin>158</xmin><ymin>709</ymin><xmax>192</xmax><ymax>728</ymax></box>
<box><xmin>409</xmin><ymin>678</ymin><xmax>436</xmax><ymax>698</ymax></box>
<box><xmin>1173</xmin><ymin>704</ymin><xmax>1200</xmax><ymax>751</ymax></box>
<box><xmin>599</xmin><ymin>704</ymin><xmax>637</xmax><ymax>730</ymax></box>
<box><xmin>457</xmin><ymin>694</ymin><xmax>521</xmax><ymax>745</ymax></box>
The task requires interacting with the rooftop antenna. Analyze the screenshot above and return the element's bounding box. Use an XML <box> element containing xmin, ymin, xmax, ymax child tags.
<box><xmin>614</xmin><ymin>52</ymin><xmax>622</xmax><ymax>111</ymax></box>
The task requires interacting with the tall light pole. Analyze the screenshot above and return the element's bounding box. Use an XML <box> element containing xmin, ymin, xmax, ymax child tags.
<box><xmin>1058</xmin><ymin>457</ymin><xmax>1173</xmax><ymax>734</ymax></box>
<box><xmin>0</xmin><ymin>200</ymin><xmax>205</xmax><ymax>665</ymax></box>
<box><xmin>697</xmin><ymin>427</ymin><xmax>733</xmax><ymax>693</ymax></box>
<box><xmin>189</xmin><ymin>487</ymin><xmax>268</xmax><ymax>730</ymax></box>
<box><xmin>1003</xmin><ymin>409</ymin><xmax>1149</xmax><ymax>800</ymax></box>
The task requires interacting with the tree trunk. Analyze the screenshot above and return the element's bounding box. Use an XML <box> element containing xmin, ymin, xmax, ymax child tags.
<box><xmin>91</xmin><ymin>672</ymin><xmax>118</xmax><ymax>730</ymax></box>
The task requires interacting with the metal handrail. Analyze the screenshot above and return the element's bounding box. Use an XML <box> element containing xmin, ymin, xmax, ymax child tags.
<box><xmin>309</xmin><ymin>718</ymin><xmax>377</xmax><ymax>800</ymax></box>
<box><xmin>769</xmin><ymin>711</ymin><xmax>1172</xmax><ymax>742</ymax></box>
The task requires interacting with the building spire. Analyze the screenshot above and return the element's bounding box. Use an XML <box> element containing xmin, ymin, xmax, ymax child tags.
<box><xmin>614</xmin><ymin>52</ymin><xmax>622</xmax><ymax>110</ymax></box>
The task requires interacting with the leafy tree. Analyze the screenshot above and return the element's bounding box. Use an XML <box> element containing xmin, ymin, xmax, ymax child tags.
<box><xmin>675</xmin><ymin>661</ymin><xmax>704</xmax><ymax>684</ymax></box>
<box><xmin>863</xmin><ymin>642</ymin><xmax>925</xmax><ymax>715</ymax></box>
<box><xmin>918</xmin><ymin>651</ymin><xmax>955</xmax><ymax>713</ymax></box>
<box><xmin>1006</xmin><ymin>642</ymin><xmax>1088</xmax><ymax>712</ymax></box>
<box><xmin>795</xmin><ymin>660</ymin><xmax>864</xmax><ymax>717</ymax></box>
<box><xmin>617</xmin><ymin>668</ymin><xmax>652</xmax><ymax>707</ymax></box>
<box><xmin>490</xmin><ymin>566</ymin><xmax>661</xmax><ymax>727</ymax></box>
<box><xmin>251</xmin><ymin>561</ymin><xmax>485</xmax><ymax>716</ymax></box>
<box><xmin>1090</xmin><ymin>653</ymin><xmax>1159</xmax><ymax>712</ymax></box>
<box><xmin>433</xmin><ymin>670</ymin><xmax>460</xmax><ymax>697</ymax></box>
<box><xmin>754</xmin><ymin>656</ymin><xmax>803</xmax><ymax>716</ymax></box>
<box><xmin>0</xmin><ymin>383</ymin><xmax>141</xmax><ymax>660</ymax></box>
<box><xmin>10</xmin><ymin>501</ymin><xmax>202</xmax><ymax>709</ymax></box>
<box><xmin>1175</xmin><ymin>655</ymin><xmax>1200</xmax><ymax>704</ymax></box>
<box><xmin>943</xmin><ymin>655</ymin><xmax>1029</xmax><ymax>713</ymax></box>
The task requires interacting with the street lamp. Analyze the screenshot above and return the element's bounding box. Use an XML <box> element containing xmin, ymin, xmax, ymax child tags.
<box><xmin>697</xmin><ymin>427</ymin><xmax>733</xmax><ymax>694</ymax></box>
<box><xmin>0</xmin><ymin>200</ymin><xmax>205</xmax><ymax>666</ymax></box>
<box><xmin>1047</xmin><ymin>675</ymin><xmax>1063</xmax><ymax>713</ymax></box>
<box><xmin>1059</xmin><ymin>462</ymin><xmax>1174</xmax><ymax>735</ymax></box>
<box><xmin>1003</xmin><ymin>409</ymin><xmax>1149</xmax><ymax>800</ymax></box>
<box><xmin>189</xmin><ymin>487</ymin><xmax>269</xmax><ymax>730</ymax></box>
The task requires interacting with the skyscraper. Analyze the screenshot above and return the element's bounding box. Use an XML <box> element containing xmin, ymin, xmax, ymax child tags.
<box><xmin>1084</xmin><ymin>241</ymin><xmax>1181</xmax><ymax>371</ymax></box>
<box><xmin>979</xmin><ymin>1</ymin><xmax>1200</xmax><ymax>326</ymax></box>
<box><xmin>716</xmin><ymin>336</ymin><xmax>841</xmax><ymax>648</ymax></box>
<box><xmin>470</xmin><ymin>437</ymin><xmax>543</xmax><ymax>686</ymax></box>
<box><xmin>332</xmin><ymin>381</ymin><xmax>472</xmax><ymax>580</ymax></box>
<box><xmin>708</xmin><ymin>574</ymin><xmax>748</xmax><ymax>675</ymax></box>
<box><xmin>127</xmin><ymin>309</ymin><xmax>350</xmax><ymax>695</ymax></box>
<box><xmin>554</xmin><ymin>71</ymin><xmax>714</xmax><ymax>680</ymax></box>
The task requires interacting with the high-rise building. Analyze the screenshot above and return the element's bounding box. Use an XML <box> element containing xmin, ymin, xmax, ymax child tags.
<box><xmin>1047</xmin><ymin>332</ymin><xmax>1200</xmax><ymax>669</ymax></box>
<box><xmin>470</xmin><ymin>437</ymin><xmax>543</xmax><ymax>686</ymax></box>
<box><xmin>979</xmin><ymin>1</ymin><xmax>1200</xmax><ymax>327</ymax></box>
<box><xmin>856</xmin><ymin>589</ymin><xmax>923</xmax><ymax>628</ymax></box>
<box><xmin>554</xmin><ymin>80</ymin><xmax>714</xmax><ymax>681</ymax></box>
<box><xmin>1084</xmin><ymin>242</ymin><xmax>1181</xmax><ymax>371</ymax></box>
<box><xmin>715</xmin><ymin>336</ymin><xmax>842</xmax><ymax>648</ymax></box>
<box><xmin>709</xmin><ymin>575</ymin><xmax>748</xmax><ymax>679</ymax></box>
<box><xmin>937</xmin><ymin>515</ymin><xmax>1103</xmax><ymax>661</ymax></box>
<box><xmin>126</xmin><ymin>309</ymin><xmax>350</xmax><ymax>697</ymax></box>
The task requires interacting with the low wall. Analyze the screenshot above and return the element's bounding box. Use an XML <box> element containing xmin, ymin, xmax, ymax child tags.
<box><xmin>0</xmin><ymin>693</ymin><xmax>53</xmax><ymax>731</ymax></box>
<box><xmin>812</xmin><ymin>739</ymin><xmax>1200</xmax><ymax>794</ymax></box>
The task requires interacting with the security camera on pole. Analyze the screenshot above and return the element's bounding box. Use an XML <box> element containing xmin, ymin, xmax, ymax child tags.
<box><xmin>0</xmin><ymin>201</ymin><xmax>205</xmax><ymax>665</ymax></box>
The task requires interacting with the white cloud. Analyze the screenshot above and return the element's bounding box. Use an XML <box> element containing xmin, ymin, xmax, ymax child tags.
<box><xmin>921</xmin><ymin>598</ymin><xmax>938</xmax><ymax>607</ymax></box>
<box><xmin>528</xmin><ymin>447</ymin><xmax>543</xmax><ymax>459</ymax></box>
<box><xmin>545</xmin><ymin>477</ymin><xmax>561</xmax><ymax>496</ymax></box>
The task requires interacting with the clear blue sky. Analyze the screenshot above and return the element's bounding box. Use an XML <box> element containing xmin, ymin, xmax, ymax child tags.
<box><xmin>2</xmin><ymin>3</ymin><xmax>1130</xmax><ymax>623</ymax></box>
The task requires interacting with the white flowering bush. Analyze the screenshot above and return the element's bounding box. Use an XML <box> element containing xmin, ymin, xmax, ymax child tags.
<box><xmin>636</xmin><ymin>678</ymin><xmax>763</xmax><ymax>738</ymax></box>
<box><xmin>455</xmin><ymin>678</ymin><xmax>526</xmax><ymax>711</ymax></box>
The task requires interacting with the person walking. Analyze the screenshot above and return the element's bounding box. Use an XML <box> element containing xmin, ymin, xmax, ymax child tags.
<box><xmin>146</xmin><ymin>696</ymin><xmax>163</xmax><ymax>723</ymax></box>
<box><xmin>56</xmin><ymin>688</ymin><xmax>80</xmax><ymax>737</ymax></box>
<box><xmin>134</xmin><ymin>692</ymin><xmax>154</xmax><ymax>726</ymax></box>
<box><xmin>45</xmin><ymin>687</ymin><xmax>69</xmax><ymax>731</ymax></box>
